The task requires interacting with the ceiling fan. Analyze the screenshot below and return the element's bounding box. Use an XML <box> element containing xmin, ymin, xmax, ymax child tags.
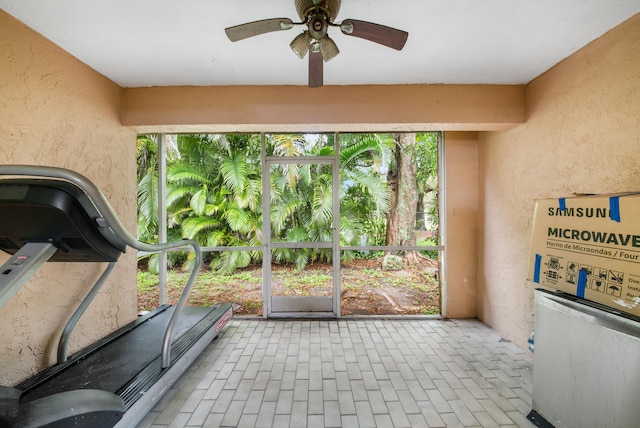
<box><xmin>225</xmin><ymin>0</ymin><xmax>409</xmax><ymax>88</ymax></box>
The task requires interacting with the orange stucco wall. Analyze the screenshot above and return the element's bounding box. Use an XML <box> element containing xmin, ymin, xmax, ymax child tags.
<box><xmin>122</xmin><ymin>84</ymin><xmax>524</xmax><ymax>133</ymax></box>
<box><xmin>443</xmin><ymin>132</ymin><xmax>479</xmax><ymax>318</ymax></box>
<box><xmin>0</xmin><ymin>11</ymin><xmax>138</xmax><ymax>384</ymax></box>
<box><xmin>477</xmin><ymin>13</ymin><xmax>640</xmax><ymax>348</ymax></box>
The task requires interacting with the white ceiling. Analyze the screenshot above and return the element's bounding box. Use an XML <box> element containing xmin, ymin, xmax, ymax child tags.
<box><xmin>1</xmin><ymin>0</ymin><xmax>639</xmax><ymax>88</ymax></box>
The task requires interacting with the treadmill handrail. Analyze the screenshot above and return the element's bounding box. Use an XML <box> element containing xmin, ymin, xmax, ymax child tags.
<box><xmin>57</xmin><ymin>261</ymin><xmax>117</xmax><ymax>363</ymax></box>
<box><xmin>0</xmin><ymin>165</ymin><xmax>202</xmax><ymax>368</ymax></box>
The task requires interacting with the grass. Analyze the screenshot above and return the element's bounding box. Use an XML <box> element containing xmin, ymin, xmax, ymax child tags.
<box><xmin>137</xmin><ymin>271</ymin><xmax>159</xmax><ymax>293</ymax></box>
<box><xmin>137</xmin><ymin>257</ymin><xmax>440</xmax><ymax>316</ymax></box>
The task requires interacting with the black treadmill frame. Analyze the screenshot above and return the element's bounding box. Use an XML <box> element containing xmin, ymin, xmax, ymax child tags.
<box><xmin>0</xmin><ymin>165</ymin><xmax>233</xmax><ymax>427</ymax></box>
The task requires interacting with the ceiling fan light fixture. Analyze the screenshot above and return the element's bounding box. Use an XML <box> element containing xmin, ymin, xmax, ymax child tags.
<box><xmin>319</xmin><ymin>36</ymin><xmax>339</xmax><ymax>62</ymax></box>
<box><xmin>290</xmin><ymin>31</ymin><xmax>312</xmax><ymax>58</ymax></box>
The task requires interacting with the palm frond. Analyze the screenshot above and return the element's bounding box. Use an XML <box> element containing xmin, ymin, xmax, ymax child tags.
<box><xmin>340</xmin><ymin>138</ymin><xmax>376</xmax><ymax>168</ymax></box>
<box><xmin>136</xmin><ymin>135</ymin><xmax>158</xmax><ymax>180</ymax></box>
<box><xmin>349</xmin><ymin>169</ymin><xmax>391</xmax><ymax>214</ymax></box>
<box><xmin>213</xmin><ymin>250</ymin><xmax>252</xmax><ymax>275</ymax></box>
<box><xmin>294</xmin><ymin>250</ymin><xmax>309</xmax><ymax>271</ymax></box>
<box><xmin>220</xmin><ymin>153</ymin><xmax>248</xmax><ymax>195</ymax></box>
<box><xmin>270</xmin><ymin>134</ymin><xmax>304</xmax><ymax>157</ymax></box>
<box><xmin>283</xmin><ymin>163</ymin><xmax>300</xmax><ymax>190</ymax></box>
<box><xmin>168</xmin><ymin>163</ymin><xmax>212</xmax><ymax>185</ymax></box>
<box><xmin>312</xmin><ymin>175</ymin><xmax>333</xmax><ymax>225</ymax></box>
<box><xmin>224</xmin><ymin>205</ymin><xmax>253</xmax><ymax>233</ymax></box>
<box><xmin>338</xmin><ymin>207</ymin><xmax>362</xmax><ymax>246</ymax></box>
<box><xmin>181</xmin><ymin>216</ymin><xmax>219</xmax><ymax>240</ymax></box>
<box><xmin>205</xmin><ymin>230</ymin><xmax>226</xmax><ymax>247</ymax></box>
<box><xmin>190</xmin><ymin>186</ymin><xmax>208</xmax><ymax>215</ymax></box>
<box><xmin>166</xmin><ymin>185</ymin><xmax>196</xmax><ymax>208</ymax></box>
<box><xmin>270</xmin><ymin>197</ymin><xmax>302</xmax><ymax>235</ymax></box>
<box><xmin>286</xmin><ymin>226</ymin><xmax>310</xmax><ymax>243</ymax></box>
<box><xmin>236</xmin><ymin>177</ymin><xmax>263</xmax><ymax>212</ymax></box>
<box><xmin>340</xmin><ymin>133</ymin><xmax>395</xmax><ymax>170</ymax></box>
<box><xmin>136</xmin><ymin>168</ymin><xmax>158</xmax><ymax>240</ymax></box>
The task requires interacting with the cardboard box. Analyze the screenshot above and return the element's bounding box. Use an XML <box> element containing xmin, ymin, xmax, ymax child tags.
<box><xmin>527</xmin><ymin>193</ymin><xmax>640</xmax><ymax>317</ymax></box>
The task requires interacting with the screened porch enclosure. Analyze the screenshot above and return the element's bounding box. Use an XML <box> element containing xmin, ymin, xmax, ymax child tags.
<box><xmin>136</xmin><ymin>132</ymin><xmax>443</xmax><ymax>317</ymax></box>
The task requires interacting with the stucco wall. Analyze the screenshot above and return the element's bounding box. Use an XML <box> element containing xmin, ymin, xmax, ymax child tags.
<box><xmin>477</xmin><ymin>13</ymin><xmax>640</xmax><ymax>348</ymax></box>
<box><xmin>0</xmin><ymin>11</ymin><xmax>138</xmax><ymax>384</ymax></box>
<box><xmin>122</xmin><ymin>84</ymin><xmax>525</xmax><ymax>133</ymax></box>
<box><xmin>443</xmin><ymin>132</ymin><xmax>479</xmax><ymax>318</ymax></box>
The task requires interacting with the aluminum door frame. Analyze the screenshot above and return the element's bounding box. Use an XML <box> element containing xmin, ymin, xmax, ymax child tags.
<box><xmin>262</xmin><ymin>151</ymin><xmax>340</xmax><ymax>318</ymax></box>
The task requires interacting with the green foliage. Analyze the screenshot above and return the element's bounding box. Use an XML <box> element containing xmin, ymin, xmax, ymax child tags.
<box><xmin>212</xmin><ymin>250</ymin><xmax>252</xmax><ymax>275</ymax></box>
<box><xmin>416</xmin><ymin>132</ymin><xmax>440</xmax><ymax>234</ymax></box>
<box><xmin>136</xmin><ymin>135</ymin><xmax>159</xmax><ymax>243</ymax></box>
<box><xmin>416</xmin><ymin>132</ymin><xmax>438</xmax><ymax>183</ymax></box>
<box><xmin>418</xmin><ymin>237</ymin><xmax>439</xmax><ymax>259</ymax></box>
<box><xmin>137</xmin><ymin>270</ymin><xmax>159</xmax><ymax>292</ymax></box>
<box><xmin>136</xmin><ymin>132</ymin><xmax>438</xmax><ymax>273</ymax></box>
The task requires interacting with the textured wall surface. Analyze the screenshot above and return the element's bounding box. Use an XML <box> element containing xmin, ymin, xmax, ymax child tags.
<box><xmin>477</xmin><ymin>13</ymin><xmax>640</xmax><ymax>348</ymax></box>
<box><xmin>123</xmin><ymin>85</ymin><xmax>525</xmax><ymax>133</ymax></box>
<box><xmin>443</xmin><ymin>132</ymin><xmax>479</xmax><ymax>318</ymax></box>
<box><xmin>0</xmin><ymin>11</ymin><xmax>137</xmax><ymax>384</ymax></box>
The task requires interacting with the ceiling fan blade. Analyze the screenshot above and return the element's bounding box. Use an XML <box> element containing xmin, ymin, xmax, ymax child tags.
<box><xmin>340</xmin><ymin>19</ymin><xmax>408</xmax><ymax>50</ymax></box>
<box><xmin>225</xmin><ymin>18</ymin><xmax>294</xmax><ymax>42</ymax></box>
<box><xmin>309</xmin><ymin>48</ymin><xmax>323</xmax><ymax>88</ymax></box>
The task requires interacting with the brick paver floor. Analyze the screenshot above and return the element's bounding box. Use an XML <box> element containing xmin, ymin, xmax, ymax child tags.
<box><xmin>137</xmin><ymin>319</ymin><xmax>533</xmax><ymax>427</ymax></box>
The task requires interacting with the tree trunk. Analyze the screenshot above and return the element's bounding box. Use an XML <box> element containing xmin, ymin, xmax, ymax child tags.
<box><xmin>386</xmin><ymin>133</ymin><xmax>419</xmax><ymax>263</ymax></box>
<box><xmin>416</xmin><ymin>193</ymin><xmax>425</xmax><ymax>230</ymax></box>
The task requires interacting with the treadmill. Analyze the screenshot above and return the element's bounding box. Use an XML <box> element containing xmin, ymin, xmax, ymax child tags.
<box><xmin>0</xmin><ymin>165</ymin><xmax>233</xmax><ymax>427</ymax></box>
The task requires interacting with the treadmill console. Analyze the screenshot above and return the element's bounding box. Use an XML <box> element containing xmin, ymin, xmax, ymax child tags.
<box><xmin>0</xmin><ymin>179</ymin><xmax>125</xmax><ymax>262</ymax></box>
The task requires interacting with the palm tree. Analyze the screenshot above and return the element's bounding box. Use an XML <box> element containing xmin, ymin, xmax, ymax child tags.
<box><xmin>267</xmin><ymin>133</ymin><xmax>393</xmax><ymax>268</ymax></box>
<box><xmin>137</xmin><ymin>133</ymin><xmax>395</xmax><ymax>273</ymax></box>
<box><xmin>166</xmin><ymin>134</ymin><xmax>263</xmax><ymax>273</ymax></box>
<box><xmin>339</xmin><ymin>133</ymin><xmax>394</xmax><ymax>253</ymax></box>
<box><xmin>136</xmin><ymin>135</ymin><xmax>159</xmax><ymax>243</ymax></box>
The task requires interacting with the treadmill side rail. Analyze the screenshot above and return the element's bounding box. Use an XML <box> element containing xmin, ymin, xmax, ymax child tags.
<box><xmin>0</xmin><ymin>242</ymin><xmax>56</xmax><ymax>310</ymax></box>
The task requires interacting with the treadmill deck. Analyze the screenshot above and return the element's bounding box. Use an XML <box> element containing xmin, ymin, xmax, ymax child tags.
<box><xmin>17</xmin><ymin>304</ymin><xmax>232</xmax><ymax>411</ymax></box>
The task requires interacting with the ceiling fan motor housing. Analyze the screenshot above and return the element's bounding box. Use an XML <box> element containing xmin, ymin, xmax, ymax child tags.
<box><xmin>309</xmin><ymin>15</ymin><xmax>328</xmax><ymax>39</ymax></box>
<box><xmin>295</xmin><ymin>0</ymin><xmax>341</xmax><ymax>22</ymax></box>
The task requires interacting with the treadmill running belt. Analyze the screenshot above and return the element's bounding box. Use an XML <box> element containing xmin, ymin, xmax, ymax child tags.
<box><xmin>18</xmin><ymin>305</ymin><xmax>228</xmax><ymax>406</ymax></box>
